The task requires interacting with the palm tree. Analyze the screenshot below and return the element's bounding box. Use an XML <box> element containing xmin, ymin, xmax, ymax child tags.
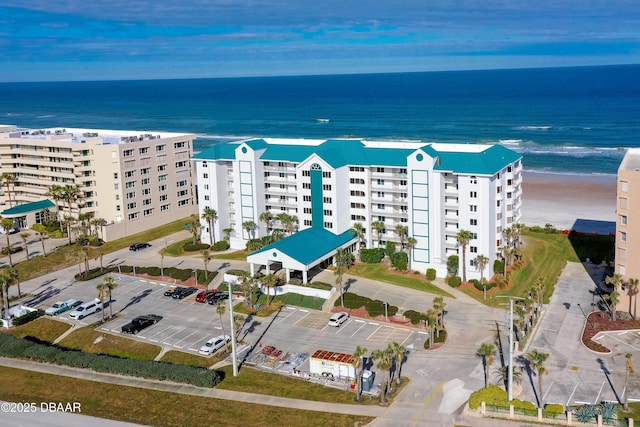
<box><xmin>259</xmin><ymin>211</ymin><xmax>273</xmax><ymax>236</ymax></box>
<box><xmin>425</xmin><ymin>308</ymin><xmax>437</xmax><ymax>349</ymax></box>
<box><xmin>276</xmin><ymin>213</ymin><xmax>291</xmax><ymax>235</ymax></box>
<box><xmin>605</xmin><ymin>290</ymin><xmax>621</xmax><ymax>321</ymax></box>
<box><xmin>8</xmin><ymin>267</ymin><xmax>20</xmax><ymax>299</ymax></box>
<box><xmin>223</xmin><ymin>227</ymin><xmax>234</xmax><ymax>242</ymax></box>
<box><xmin>629</xmin><ymin>278</ymin><xmax>640</xmax><ymax>319</ymax></box>
<box><xmin>201</xmin><ymin>207</ymin><xmax>218</xmax><ymax>245</ymax></box>
<box><xmin>187</xmin><ymin>214</ymin><xmax>201</xmax><ymax>245</ymax></box>
<box><xmin>242</xmin><ymin>221</ymin><xmax>255</xmax><ymax>240</ymax></box>
<box><xmin>261</xmin><ymin>273</ymin><xmax>279</xmax><ymax>305</ymax></box>
<box><xmin>394</xmin><ymin>224</ymin><xmax>408</xmax><ymax>250</ymax></box>
<box><xmin>405</xmin><ymin>237</ymin><xmax>417</xmax><ymax>271</ymax></box>
<box><xmin>352</xmin><ymin>222</ymin><xmax>364</xmax><ymax>249</ymax></box>
<box><xmin>32</xmin><ymin>224</ymin><xmax>48</xmax><ymax>257</ymax></box>
<box><xmin>433</xmin><ymin>296</ymin><xmax>447</xmax><ymax>330</ymax></box>
<box><xmin>288</xmin><ymin>215</ymin><xmax>298</xmax><ymax>234</ymax></box>
<box><xmin>201</xmin><ymin>250</ymin><xmax>212</xmax><ymax>280</ymax></box>
<box><xmin>46</xmin><ymin>184</ymin><xmax>65</xmax><ymax>231</ymax></box>
<box><xmin>0</xmin><ymin>217</ymin><xmax>15</xmax><ymax>267</ymax></box>
<box><xmin>474</xmin><ymin>254</ymin><xmax>489</xmax><ymax>284</ymax></box>
<box><xmin>96</xmin><ymin>276</ymin><xmax>118</xmax><ymax>320</ymax></box>
<box><xmin>62</xmin><ymin>215</ymin><xmax>75</xmax><ymax>245</ymax></box>
<box><xmin>0</xmin><ymin>268</ymin><xmax>14</xmax><ymax>320</ymax></box>
<box><xmin>534</xmin><ymin>276</ymin><xmax>546</xmax><ymax>308</ymax></box>
<box><xmin>371</xmin><ymin>221</ymin><xmax>385</xmax><ymax>248</ymax></box>
<box><xmin>372</xmin><ymin>348</ymin><xmax>393</xmax><ymax>404</ymax></box>
<box><xmin>606</xmin><ymin>273</ymin><xmax>624</xmax><ymax>292</ymax></box>
<box><xmin>1</xmin><ymin>173</ymin><xmax>17</xmax><ymax>207</ymax></box>
<box><xmin>19</xmin><ymin>232</ymin><xmax>30</xmax><ymax>261</ymax></box>
<box><xmin>334</xmin><ymin>248</ymin><xmax>353</xmax><ymax>307</ymax></box>
<box><xmin>475</xmin><ymin>343</ymin><xmax>496</xmax><ymax>389</ymax></box>
<box><xmin>389</xmin><ymin>341</ymin><xmax>406</xmax><ymax>388</ymax></box>
<box><xmin>352</xmin><ymin>345</ymin><xmax>368</xmax><ymax>402</ymax></box>
<box><xmin>625</xmin><ymin>352</ymin><xmax>635</xmax><ymax>411</ymax></box>
<box><xmin>216</xmin><ymin>303</ymin><xmax>228</xmax><ymax>349</ymax></box>
<box><xmin>494</xmin><ymin>365</ymin><xmax>523</xmax><ymax>389</ymax></box>
<box><xmin>62</xmin><ymin>184</ymin><xmax>81</xmax><ymax>217</ymax></box>
<box><xmin>526</xmin><ymin>349</ymin><xmax>550</xmax><ymax>408</ymax></box>
<box><xmin>456</xmin><ymin>229</ymin><xmax>474</xmax><ymax>283</ymax></box>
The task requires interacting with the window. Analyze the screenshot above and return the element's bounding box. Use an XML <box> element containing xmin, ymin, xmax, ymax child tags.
<box><xmin>203</xmin><ymin>173</ymin><xmax>208</xmax><ymax>179</ymax></box>
<box><xmin>349</xmin><ymin>167</ymin><xmax>365</xmax><ymax>172</ymax></box>
<box><xmin>621</xmin><ymin>181</ymin><xmax>629</xmax><ymax>192</ymax></box>
<box><xmin>174</xmin><ymin>141</ymin><xmax>186</xmax><ymax>149</ymax></box>
<box><xmin>143</xmin><ymin>198</ymin><xmax>152</xmax><ymax>206</ymax></box>
<box><xmin>139</xmin><ymin>147</ymin><xmax>149</xmax><ymax>155</ymax></box>
<box><xmin>377</xmin><ymin>192</ymin><xmax>385</xmax><ymax>198</ymax></box>
<box><xmin>376</xmin><ymin>167</ymin><xmax>384</xmax><ymax>173</ymax></box>
<box><xmin>302</xmin><ymin>170</ymin><xmax>310</xmax><ymax>177</ymax></box>
<box><xmin>125</xmin><ymin>181</ymin><xmax>135</xmax><ymax>188</ymax></box>
<box><xmin>377</xmin><ymin>179</ymin><xmax>385</xmax><ymax>185</ymax></box>
<box><xmin>126</xmin><ymin>191</ymin><xmax>136</xmax><ymax>199</ymax></box>
<box><xmin>470</xmin><ymin>219</ymin><xmax>478</xmax><ymax>226</ymax></box>
<box><xmin>116</xmin><ymin>205</ymin><xmax>121</xmax><ymax>211</ymax></box>
<box><xmin>303</xmin><ymin>195</ymin><xmax>311</xmax><ymax>201</ymax></box>
<box><xmin>507</xmin><ymin>192</ymin><xmax>512</xmax><ymax>199</ymax></box>
<box><xmin>144</xmin><ymin>208</ymin><xmax>154</xmax><ymax>216</ymax></box>
<box><xmin>324</xmin><ymin>222</ymin><xmax>333</xmax><ymax>228</ymax></box>
<box><xmin>177</xmin><ymin>180</ymin><xmax>188</xmax><ymax>187</ymax></box>
<box><xmin>400</xmin><ymin>180</ymin><xmax>407</xmax><ymax>186</ymax></box>
<box><xmin>351</xmin><ymin>215</ymin><xmax>366</xmax><ymax>221</ymax></box>
<box><xmin>322</xmin><ymin>184</ymin><xmax>331</xmax><ymax>191</ymax></box>
<box><xmin>114</xmin><ymin>183</ymin><xmax>119</xmax><ymax>190</ymax></box>
<box><xmin>322</xmin><ymin>171</ymin><xmax>331</xmax><ymax>178</ymax></box>
<box><xmin>175</xmin><ymin>161</ymin><xmax>188</xmax><ymax>168</ymax></box>
<box><xmin>304</xmin><ymin>219</ymin><xmax>312</xmax><ymax>226</ymax></box>
<box><xmin>157</xmin><ymin>165</ymin><xmax>167</xmax><ymax>172</ymax></box>
<box><xmin>113</xmin><ymin>173</ymin><xmax>118</xmax><ymax>179</ymax></box>
<box><xmin>497</xmin><ymin>186</ymin><xmax>502</xmax><ymax>194</ymax></box>
<box><xmin>470</xmin><ymin>205</ymin><xmax>477</xmax><ymax>212</ymax></box>
<box><xmin>127</xmin><ymin>202</ymin><xmax>137</xmax><ymax>209</ymax></box>
<box><xmin>350</xmin><ymin>190</ymin><xmax>365</xmax><ymax>197</ymax></box>
<box><xmin>156</xmin><ymin>144</ymin><xmax>166</xmax><ymax>152</ymax></box>
<box><xmin>621</xmin><ymin>231</ymin><xmax>627</xmax><ymax>242</ymax></box>
<box><xmin>160</xmin><ymin>204</ymin><xmax>170</xmax><ymax>211</ymax></box>
<box><xmin>470</xmin><ymin>191</ymin><xmax>477</xmax><ymax>198</ymax></box>
<box><xmin>350</xmin><ymin>178</ymin><xmax>365</xmax><ymax>184</ymax></box>
<box><xmin>377</xmin><ymin>204</ymin><xmax>385</xmax><ymax>210</ymax></box>
<box><xmin>175</xmin><ymin>151</ymin><xmax>189</xmax><ymax>159</ymax></box>
<box><xmin>124</xmin><ymin>160</ymin><xmax>135</xmax><ymax>169</ymax></box>
<box><xmin>142</xmin><ymin>188</ymin><xmax>151</xmax><ymax>195</ymax></box>
<box><xmin>204</xmin><ymin>195</ymin><xmax>209</xmax><ymax>201</ymax></box>
<box><xmin>159</xmin><ymin>184</ymin><xmax>167</xmax><ymax>192</ymax></box>
<box><xmin>621</xmin><ymin>215</ymin><xmax>628</xmax><ymax>225</ymax></box>
<box><xmin>351</xmin><ymin>202</ymin><xmax>365</xmax><ymax>209</ymax></box>
<box><xmin>304</xmin><ymin>207</ymin><xmax>312</xmax><ymax>214</ymax></box>
<box><xmin>177</xmin><ymin>199</ymin><xmax>190</xmax><ymax>206</ymax></box>
<box><xmin>158</xmin><ymin>174</ymin><xmax>167</xmax><ymax>181</ymax></box>
<box><xmin>156</xmin><ymin>154</ymin><xmax>166</xmax><ymax>162</ymax></box>
<box><xmin>177</xmin><ymin>189</ymin><xmax>189</xmax><ymax>197</ymax></box>
<box><xmin>619</xmin><ymin>249</ymin><xmax>627</xmax><ymax>260</ymax></box>
<box><xmin>115</xmin><ymin>194</ymin><xmax>120</xmax><ymax>200</ymax></box>
<box><xmin>123</xmin><ymin>149</ymin><xmax>134</xmax><ymax>157</ymax></box>
<box><xmin>470</xmin><ymin>246</ymin><xmax>478</xmax><ymax>253</ymax></box>
<box><xmin>125</xmin><ymin>170</ymin><xmax>135</xmax><ymax>178</ymax></box>
<box><xmin>303</xmin><ymin>183</ymin><xmax>311</xmax><ymax>189</ymax></box>
<box><xmin>620</xmin><ymin>197</ymin><xmax>628</xmax><ymax>209</ymax></box>
<box><xmin>128</xmin><ymin>212</ymin><xmax>139</xmax><ymax>220</ymax></box>
<box><xmin>141</xmin><ymin>178</ymin><xmax>150</xmax><ymax>185</ymax></box>
<box><xmin>470</xmin><ymin>176</ymin><xmax>477</xmax><ymax>184</ymax></box>
<box><xmin>159</xmin><ymin>194</ymin><xmax>168</xmax><ymax>201</ymax></box>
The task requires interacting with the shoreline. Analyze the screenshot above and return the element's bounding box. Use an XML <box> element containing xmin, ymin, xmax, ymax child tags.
<box><xmin>521</xmin><ymin>170</ymin><xmax>617</xmax><ymax>230</ymax></box>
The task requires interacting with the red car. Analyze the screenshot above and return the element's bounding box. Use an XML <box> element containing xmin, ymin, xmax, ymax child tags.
<box><xmin>195</xmin><ymin>290</ymin><xmax>218</xmax><ymax>303</ymax></box>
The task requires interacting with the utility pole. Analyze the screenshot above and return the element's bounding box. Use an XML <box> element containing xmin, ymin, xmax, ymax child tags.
<box><xmin>228</xmin><ymin>283</ymin><xmax>238</xmax><ymax>376</ymax></box>
<box><xmin>496</xmin><ymin>295</ymin><xmax>524</xmax><ymax>402</ymax></box>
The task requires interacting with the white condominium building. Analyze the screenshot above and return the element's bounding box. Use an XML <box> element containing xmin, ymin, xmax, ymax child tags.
<box><xmin>0</xmin><ymin>124</ymin><xmax>196</xmax><ymax>241</ymax></box>
<box><xmin>193</xmin><ymin>138</ymin><xmax>523</xmax><ymax>279</ymax></box>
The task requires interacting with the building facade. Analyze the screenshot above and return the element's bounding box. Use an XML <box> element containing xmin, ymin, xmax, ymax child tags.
<box><xmin>0</xmin><ymin>124</ymin><xmax>196</xmax><ymax>240</ymax></box>
<box><xmin>193</xmin><ymin>138</ymin><xmax>523</xmax><ymax>279</ymax></box>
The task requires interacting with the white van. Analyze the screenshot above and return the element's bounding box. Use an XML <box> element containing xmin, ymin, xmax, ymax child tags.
<box><xmin>69</xmin><ymin>298</ymin><xmax>103</xmax><ymax>320</ymax></box>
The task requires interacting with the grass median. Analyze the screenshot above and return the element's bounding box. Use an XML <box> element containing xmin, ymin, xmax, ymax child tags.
<box><xmin>347</xmin><ymin>263</ymin><xmax>454</xmax><ymax>298</ymax></box>
<box><xmin>0</xmin><ymin>366</ymin><xmax>375</xmax><ymax>427</ymax></box>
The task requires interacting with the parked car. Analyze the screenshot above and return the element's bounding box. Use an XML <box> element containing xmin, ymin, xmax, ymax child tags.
<box><xmin>121</xmin><ymin>314</ymin><xmax>163</xmax><ymax>334</ymax></box>
<box><xmin>198</xmin><ymin>335</ymin><xmax>231</xmax><ymax>355</ymax></box>
<box><xmin>207</xmin><ymin>292</ymin><xmax>229</xmax><ymax>305</ymax></box>
<box><xmin>69</xmin><ymin>299</ymin><xmax>103</xmax><ymax>320</ymax></box>
<box><xmin>163</xmin><ymin>287</ymin><xmax>177</xmax><ymax>297</ymax></box>
<box><xmin>195</xmin><ymin>290</ymin><xmax>218</xmax><ymax>303</ymax></box>
<box><xmin>45</xmin><ymin>299</ymin><xmax>81</xmax><ymax>316</ymax></box>
<box><xmin>328</xmin><ymin>311</ymin><xmax>349</xmax><ymax>327</ymax></box>
<box><xmin>172</xmin><ymin>287</ymin><xmax>198</xmax><ymax>299</ymax></box>
<box><xmin>129</xmin><ymin>242</ymin><xmax>151</xmax><ymax>251</ymax></box>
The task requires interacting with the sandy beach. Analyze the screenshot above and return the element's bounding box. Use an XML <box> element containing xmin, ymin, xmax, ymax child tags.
<box><xmin>521</xmin><ymin>171</ymin><xmax>617</xmax><ymax>231</ymax></box>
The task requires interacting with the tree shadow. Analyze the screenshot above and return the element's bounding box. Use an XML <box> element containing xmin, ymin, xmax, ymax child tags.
<box><xmin>238</xmin><ymin>306</ymin><xmax>283</xmax><ymax>370</ymax></box>
<box><xmin>518</xmin><ymin>355</ymin><xmax>540</xmax><ymax>407</ymax></box>
<box><xmin>23</xmin><ymin>286</ymin><xmax>61</xmax><ymax>306</ymax></box>
<box><xmin>597</xmin><ymin>358</ymin><xmax>623</xmax><ymax>404</ymax></box>
<box><xmin>118</xmin><ymin>288</ymin><xmax>153</xmax><ymax>313</ymax></box>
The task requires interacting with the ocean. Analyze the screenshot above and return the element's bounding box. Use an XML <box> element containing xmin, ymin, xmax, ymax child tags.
<box><xmin>1</xmin><ymin>64</ymin><xmax>639</xmax><ymax>176</ymax></box>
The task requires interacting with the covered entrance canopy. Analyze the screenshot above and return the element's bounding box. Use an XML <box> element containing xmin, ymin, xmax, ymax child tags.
<box><xmin>0</xmin><ymin>199</ymin><xmax>55</xmax><ymax>231</ymax></box>
<box><xmin>247</xmin><ymin>228</ymin><xmax>358</xmax><ymax>283</ymax></box>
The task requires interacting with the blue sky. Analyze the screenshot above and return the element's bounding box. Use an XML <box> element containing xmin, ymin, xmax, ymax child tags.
<box><xmin>1</xmin><ymin>0</ymin><xmax>639</xmax><ymax>82</ymax></box>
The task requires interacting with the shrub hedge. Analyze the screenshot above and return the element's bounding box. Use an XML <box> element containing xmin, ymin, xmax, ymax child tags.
<box><xmin>385</xmin><ymin>241</ymin><xmax>396</xmax><ymax>257</ymax></box>
<box><xmin>359</xmin><ymin>248</ymin><xmax>385</xmax><ymax>264</ymax></box>
<box><xmin>469</xmin><ymin>385</ymin><xmax>537</xmax><ymax>412</ymax></box>
<box><xmin>211</xmin><ymin>240</ymin><xmax>230</xmax><ymax>251</ymax></box>
<box><xmin>390</xmin><ymin>251</ymin><xmax>408</xmax><ymax>271</ymax></box>
<box><xmin>471</xmin><ymin>280</ymin><xmax>497</xmax><ymax>292</ymax></box>
<box><xmin>183</xmin><ymin>243</ymin><xmax>210</xmax><ymax>252</ymax></box>
<box><xmin>339</xmin><ymin>292</ymin><xmax>398</xmax><ymax>317</ymax></box>
<box><xmin>403</xmin><ymin>309</ymin><xmax>427</xmax><ymax>325</ymax></box>
<box><xmin>0</xmin><ymin>334</ymin><xmax>221</xmax><ymax>388</ymax></box>
<box><xmin>447</xmin><ymin>275</ymin><xmax>462</xmax><ymax>287</ymax></box>
<box><xmin>493</xmin><ymin>259</ymin><xmax>504</xmax><ymax>274</ymax></box>
<box><xmin>288</xmin><ymin>278</ymin><xmax>303</xmax><ymax>286</ymax></box>
<box><xmin>426</xmin><ymin>268</ymin><xmax>437</xmax><ymax>281</ymax></box>
<box><xmin>308</xmin><ymin>281</ymin><xmax>333</xmax><ymax>291</ymax></box>
<box><xmin>11</xmin><ymin>311</ymin><xmax>40</xmax><ymax>326</ymax></box>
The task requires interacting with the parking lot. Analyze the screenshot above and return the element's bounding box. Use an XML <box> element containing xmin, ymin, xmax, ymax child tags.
<box><xmin>28</xmin><ymin>274</ymin><xmax>424</xmax><ymax>363</ymax></box>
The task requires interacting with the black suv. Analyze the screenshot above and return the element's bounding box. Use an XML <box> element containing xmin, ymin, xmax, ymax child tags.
<box><xmin>129</xmin><ymin>242</ymin><xmax>151</xmax><ymax>251</ymax></box>
<box><xmin>121</xmin><ymin>314</ymin><xmax>162</xmax><ymax>334</ymax></box>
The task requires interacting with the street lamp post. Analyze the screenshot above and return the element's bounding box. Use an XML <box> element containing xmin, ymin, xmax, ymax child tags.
<box><xmin>384</xmin><ymin>301</ymin><xmax>388</xmax><ymax>322</ymax></box>
<box><xmin>496</xmin><ymin>295</ymin><xmax>524</xmax><ymax>402</ymax></box>
<box><xmin>229</xmin><ymin>283</ymin><xmax>238</xmax><ymax>377</ymax></box>
<box><xmin>194</xmin><ymin>270</ymin><xmax>198</xmax><ymax>287</ymax></box>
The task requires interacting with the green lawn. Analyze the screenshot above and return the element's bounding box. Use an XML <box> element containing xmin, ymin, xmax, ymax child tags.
<box><xmin>160</xmin><ymin>350</ymin><xmax>219</xmax><ymax>368</ymax></box>
<box><xmin>58</xmin><ymin>326</ymin><xmax>161</xmax><ymax>360</ymax></box>
<box><xmin>1</xmin><ymin>317</ymin><xmax>72</xmax><ymax>342</ymax></box>
<box><xmin>212</xmin><ymin>250</ymin><xmax>252</xmax><ymax>260</ymax></box>
<box><xmin>0</xmin><ymin>366</ymin><xmax>374</xmax><ymax>427</ymax></box>
<box><xmin>12</xmin><ymin>218</ymin><xmax>190</xmax><ymax>282</ymax></box>
<box><xmin>161</xmin><ymin>237</ymin><xmax>192</xmax><ymax>256</ymax></box>
<box><xmin>348</xmin><ymin>263</ymin><xmax>455</xmax><ymax>298</ymax></box>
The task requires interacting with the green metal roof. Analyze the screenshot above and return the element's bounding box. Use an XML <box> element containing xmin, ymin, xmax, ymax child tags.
<box><xmin>434</xmin><ymin>145</ymin><xmax>522</xmax><ymax>175</ymax></box>
<box><xmin>251</xmin><ymin>227</ymin><xmax>357</xmax><ymax>266</ymax></box>
<box><xmin>193</xmin><ymin>138</ymin><xmax>521</xmax><ymax>174</ymax></box>
<box><xmin>1</xmin><ymin>199</ymin><xmax>55</xmax><ymax>216</ymax></box>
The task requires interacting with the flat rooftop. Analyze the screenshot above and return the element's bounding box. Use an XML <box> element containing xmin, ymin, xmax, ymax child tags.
<box><xmin>5</xmin><ymin>126</ymin><xmax>194</xmax><ymax>145</ymax></box>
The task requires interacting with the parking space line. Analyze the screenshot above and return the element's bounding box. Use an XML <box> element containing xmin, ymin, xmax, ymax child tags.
<box><xmin>173</xmin><ymin>330</ymin><xmax>201</xmax><ymax>346</ymax></box>
<box><xmin>566</xmin><ymin>383</ymin><xmax>579</xmax><ymax>407</ymax></box>
<box><xmin>335</xmin><ymin>320</ymin><xmax>351</xmax><ymax>334</ymax></box>
<box><xmin>173</xmin><ymin>344</ymin><xmax>183</xmax><ymax>349</ymax></box>
<box><xmin>595</xmin><ymin>381</ymin><xmax>606</xmax><ymax>404</ymax></box>
<box><xmin>279</xmin><ymin>308</ymin><xmax>298</xmax><ymax>321</ymax></box>
<box><xmin>149</xmin><ymin>339</ymin><xmax>158</xmax><ymax>342</ymax></box>
<box><xmin>351</xmin><ymin>322</ymin><xmax>368</xmax><ymax>337</ymax></box>
<box><xmin>188</xmin><ymin>348</ymin><xmax>198</xmax><ymax>352</ymax></box>
<box><xmin>542</xmin><ymin>380</ymin><xmax>554</xmax><ymax>401</ymax></box>
<box><xmin>366</xmin><ymin>325</ymin><xmax>382</xmax><ymax>340</ymax></box>
<box><xmin>400</xmin><ymin>332</ymin><xmax>414</xmax><ymax>346</ymax></box>
<box><xmin>368</xmin><ymin>322</ymin><xmax>379</xmax><ymax>326</ymax></box>
<box><xmin>299</xmin><ymin>309</ymin><xmax>309</xmax><ymax>312</ymax></box>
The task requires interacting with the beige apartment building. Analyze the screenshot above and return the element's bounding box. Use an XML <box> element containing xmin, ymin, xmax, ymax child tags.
<box><xmin>0</xmin><ymin>124</ymin><xmax>196</xmax><ymax>241</ymax></box>
<box><xmin>615</xmin><ymin>148</ymin><xmax>640</xmax><ymax>316</ymax></box>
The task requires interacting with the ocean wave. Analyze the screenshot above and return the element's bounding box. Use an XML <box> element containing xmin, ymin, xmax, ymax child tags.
<box><xmin>513</xmin><ymin>125</ymin><xmax>553</xmax><ymax>131</ymax></box>
<box><xmin>36</xmin><ymin>114</ymin><xmax>56</xmax><ymax>118</ymax></box>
